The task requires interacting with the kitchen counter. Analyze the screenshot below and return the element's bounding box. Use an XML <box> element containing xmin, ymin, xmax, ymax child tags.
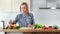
<box><xmin>0</xmin><ymin>29</ymin><xmax>60</xmax><ymax>34</ymax></box>
<box><xmin>0</xmin><ymin>29</ymin><xmax>60</xmax><ymax>32</ymax></box>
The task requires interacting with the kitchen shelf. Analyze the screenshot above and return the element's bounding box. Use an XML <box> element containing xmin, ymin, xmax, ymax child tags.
<box><xmin>39</xmin><ymin>8</ymin><xmax>50</xmax><ymax>9</ymax></box>
<box><xmin>56</xmin><ymin>8</ymin><xmax>60</xmax><ymax>9</ymax></box>
<box><xmin>30</xmin><ymin>0</ymin><xmax>60</xmax><ymax>10</ymax></box>
<box><xmin>39</xmin><ymin>8</ymin><xmax>60</xmax><ymax>9</ymax></box>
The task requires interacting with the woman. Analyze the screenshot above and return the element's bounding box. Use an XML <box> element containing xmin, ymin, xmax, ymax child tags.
<box><xmin>8</xmin><ymin>2</ymin><xmax>34</xmax><ymax>27</ymax></box>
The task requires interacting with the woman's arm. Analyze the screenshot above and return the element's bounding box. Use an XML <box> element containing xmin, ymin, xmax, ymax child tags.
<box><xmin>28</xmin><ymin>13</ymin><xmax>35</xmax><ymax>27</ymax></box>
<box><xmin>12</xmin><ymin>14</ymin><xmax>19</xmax><ymax>24</ymax></box>
<box><xmin>31</xmin><ymin>13</ymin><xmax>35</xmax><ymax>25</ymax></box>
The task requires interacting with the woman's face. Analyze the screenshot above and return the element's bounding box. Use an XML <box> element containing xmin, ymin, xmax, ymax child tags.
<box><xmin>20</xmin><ymin>5</ymin><xmax>28</xmax><ymax>14</ymax></box>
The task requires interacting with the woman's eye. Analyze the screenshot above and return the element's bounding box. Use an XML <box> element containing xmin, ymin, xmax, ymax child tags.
<box><xmin>24</xmin><ymin>7</ymin><xmax>26</xmax><ymax>9</ymax></box>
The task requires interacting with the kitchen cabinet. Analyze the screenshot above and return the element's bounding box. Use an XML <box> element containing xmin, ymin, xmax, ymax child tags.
<box><xmin>0</xmin><ymin>0</ymin><xmax>30</xmax><ymax>12</ymax></box>
<box><xmin>30</xmin><ymin>0</ymin><xmax>60</xmax><ymax>27</ymax></box>
<box><xmin>0</xmin><ymin>0</ymin><xmax>20</xmax><ymax>12</ymax></box>
<box><xmin>30</xmin><ymin>0</ymin><xmax>47</xmax><ymax>10</ymax></box>
<box><xmin>0</xmin><ymin>0</ymin><xmax>11</xmax><ymax>12</ymax></box>
<box><xmin>30</xmin><ymin>0</ymin><xmax>60</xmax><ymax>10</ymax></box>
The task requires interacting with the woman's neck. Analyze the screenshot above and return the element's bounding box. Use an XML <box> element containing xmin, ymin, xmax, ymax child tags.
<box><xmin>23</xmin><ymin>12</ymin><xmax>29</xmax><ymax>15</ymax></box>
<box><xmin>23</xmin><ymin>13</ymin><xmax>28</xmax><ymax>16</ymax></box>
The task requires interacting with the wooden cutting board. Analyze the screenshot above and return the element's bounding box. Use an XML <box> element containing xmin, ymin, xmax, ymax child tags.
<box><xmin>20</xmin><ymin>27</ymin><xmax>32</xmax><ymax>29</ymax></box>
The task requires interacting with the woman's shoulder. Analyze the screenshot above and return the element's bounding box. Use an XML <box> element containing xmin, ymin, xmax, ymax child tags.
<box><xmin>16</xmin><ymin>14</ymin><xmax>23</xmax><ymax>17</ymax></box>
<box><xmin>28</xmin><ymin>13</ymin><xmax>33</xmax><ymax>17</ymax></box>
<box><xmin>28</xmin><ymin>12</ymin><xmax>33</xmax><ymax>15</ymax></box>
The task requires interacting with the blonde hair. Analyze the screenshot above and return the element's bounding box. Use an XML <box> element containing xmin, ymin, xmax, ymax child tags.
<box><xmin>20</xmin><ymin>2</ymin><xmax>28</xmax><ymax>11</ymax></box>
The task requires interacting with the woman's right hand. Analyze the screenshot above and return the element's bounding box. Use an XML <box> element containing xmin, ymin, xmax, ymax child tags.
<box><xmin>7</xmin><ymin>19</ymin><xmax>14</xmax><ymax>29</ymax></box>
<box><xmin>8</xmin><ymin>19</ymin><xmax>12</xmax><ymax>24</ymax></box>
<box><xmin>27</xmin><ymin>24</ymin><xmax>32</xmax><ymax>27</ymax></box>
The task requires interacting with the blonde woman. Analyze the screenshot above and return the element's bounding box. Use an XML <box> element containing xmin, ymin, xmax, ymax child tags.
<box><xmin>9</xmin><ymin>2</ymin><xmax>34</xmax><ymax>27</ymax></box>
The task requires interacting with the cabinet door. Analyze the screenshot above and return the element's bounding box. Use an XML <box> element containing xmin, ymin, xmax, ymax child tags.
<box><xmin>0</xmin><ymin>0</ymin><xmax>30</xmax><ymax>12</ymax></box>
<box><xmin>0</xmin><ymin>0</ymin><xmax>20</xmax><ymax>12</ymax></box>
<box><xmin>30</xmin><ymin>0</ymin><xmax>46</xmax><ymax>11</ymax></box>
<box><xmin>11</xmin><ymin>0</ymin><xmax>30</xmax><ymax>12</ymax></box>
<box><xmin>0</xmin><ymin>0</ymin><xmax>11</xmax><ymax>12</ymax></box>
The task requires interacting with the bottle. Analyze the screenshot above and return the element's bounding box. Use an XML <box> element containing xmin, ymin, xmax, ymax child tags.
<box><xmin>1</xmin><ymin>20</ymin><xmax>5</xmax><ymax>29</ymax></box>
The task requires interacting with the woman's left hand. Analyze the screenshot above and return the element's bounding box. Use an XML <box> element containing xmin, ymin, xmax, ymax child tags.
<box><xmin>27</xmin><ymin>24</ymin><xmax>32</xmax><ymax>27</ymax></box>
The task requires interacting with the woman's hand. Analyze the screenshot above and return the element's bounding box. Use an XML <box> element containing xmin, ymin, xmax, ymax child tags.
<box><xmin>27</xmin><ymin>24</ymin><xmax>32</xmax><ymax>27</ymax></box>
<box><xmin>8</xmin><ymin>19</ymin><xmax>12</xmax><ymax>24</ymax></box>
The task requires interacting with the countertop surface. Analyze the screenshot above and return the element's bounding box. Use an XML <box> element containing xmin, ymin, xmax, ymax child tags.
<box><xmin>0</xmin><ymin>29</ymin><xmax>60</xmax><ymax>33</ymax></box>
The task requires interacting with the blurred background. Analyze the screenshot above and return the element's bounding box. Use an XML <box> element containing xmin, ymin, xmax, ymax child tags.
<box><xmin>0</xmin><ymin>0</ymin><xmax>60</xmax><ymax>34</ymax></box>
<box><xmin>0</xmin><ymin>0</ymin><xmax>60</xmax><ymax>28</ymax></box>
